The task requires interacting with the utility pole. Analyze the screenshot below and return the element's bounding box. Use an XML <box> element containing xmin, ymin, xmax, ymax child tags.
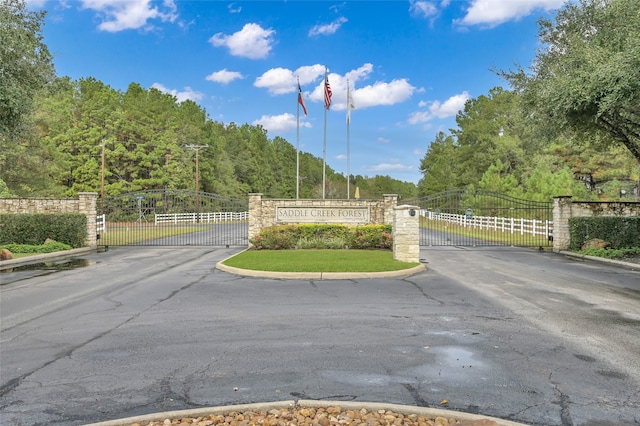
<box><xmin>185</xmin><ymin>144</ymin><xmax>207</xmax><ymax>218</ymax></box>
<box><xmin>101</xmin><ymin>140</ymin><xmax>105</xmax><ymax>212</ymax></box>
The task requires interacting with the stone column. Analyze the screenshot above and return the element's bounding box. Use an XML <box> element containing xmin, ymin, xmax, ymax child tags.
<box><xmin>383</xmin><ymin>194</ymin><xmax>398</xmax><ymax>225</ymax></box>
<box><xmin>552</xmin><ymin>196</ymin><xmax>573</xmax><ymax>252</ymax></box>
<box><xmin>248</xmin><ymin>193</ymin><xmax>263</xmax><ymax>248</ymax></box>
<box><xmin>79</xmin><ymin>192</ymin><xmax>98</xmax><ymax>248</ymax></box>
<box><xmin>392</xmin><ymin>204</ymin><xmax>420</xmax><ymax>263</ymax></box>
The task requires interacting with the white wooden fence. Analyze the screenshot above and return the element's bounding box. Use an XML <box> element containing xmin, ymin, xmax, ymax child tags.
<box><xmin>154</xmin><ymin>211</ymin><xmax>249</xmax><ymax>225</ymax></box>
<box><xmin>421</xmin><ymin>210</ymin><xmax>553</xmax><ymax>237</ymax></box>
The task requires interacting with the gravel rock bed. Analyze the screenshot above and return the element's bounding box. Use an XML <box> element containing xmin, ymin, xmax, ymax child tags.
<box><xmin>130</xmin><ymin>406</ymin><xmax>498</xmax><ymax>426</ymax></box>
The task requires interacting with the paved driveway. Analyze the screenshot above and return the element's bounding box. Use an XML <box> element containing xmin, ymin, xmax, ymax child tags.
<box><xmin>1</xmin><ymin>247</ymin><xmax>638</xmax><ymax>426</ymax></box>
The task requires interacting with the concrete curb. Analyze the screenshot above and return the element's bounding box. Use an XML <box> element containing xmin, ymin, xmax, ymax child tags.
<box><xmin>83</xmin><ymin>400</ymin><xmax>529</xmax><ymax>426</ymax></box>
<box><xmin>215</xmin><ymin>250</ymin><xmax>427</xmax><ymax>280</ymax></box>
<box><xmin>559</xmin><ymin>250</ymin><xmax>640</xmax><ymax>271</ymax></box>
<box><xmin>0</xmin><ymin>247</ymin><xmax>98</xmax><ymax>269</ymax></box>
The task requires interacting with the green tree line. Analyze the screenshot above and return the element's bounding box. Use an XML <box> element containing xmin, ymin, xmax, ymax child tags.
<box><xmin>0</xmin><ymin>1</ymin><xmax>417</xmax><ymax>201</ymax></box>
<box><xmin>418</xmin><ymin>0</ymin><xmax>639</xmax><ymax>201</ymax></box>
<box><xmin>2</xmin><ymin>0</ymin><xmax>638</xmax><ymax>202</ymax></box>
<box><xmin>417</xmin><ymin>87</ymin><xmax>639</xmax><ymax>201</ymax></box>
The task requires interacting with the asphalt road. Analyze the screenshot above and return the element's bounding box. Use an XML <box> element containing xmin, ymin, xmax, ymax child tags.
<box><xmin>1</xmin><ymin>246</ymin><xmax>639</xmax><ymax>426</ymax></box>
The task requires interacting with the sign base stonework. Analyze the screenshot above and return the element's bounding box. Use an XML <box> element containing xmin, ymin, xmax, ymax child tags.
<box><xmin>248</xmin><ymin>194</ymin><xmax>421</xmax><ymax>265</ymax></box>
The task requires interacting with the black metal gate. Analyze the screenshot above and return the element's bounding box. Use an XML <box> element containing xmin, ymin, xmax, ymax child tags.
<box><xmin>406</xmin><ymin>190</ymin><xmax>553</xmax><ymax>247</ymax></box>
<box><xmin>98</xmin><ymin>190</ymin><xmax>248</xmax><ymax>247</ymax></box>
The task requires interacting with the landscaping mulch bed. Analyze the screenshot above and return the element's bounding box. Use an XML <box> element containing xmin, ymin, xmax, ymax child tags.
<box><xmin>130</xmin><ymin>406</ymin><xmax>500</xmax><ymax>426</ymax></box>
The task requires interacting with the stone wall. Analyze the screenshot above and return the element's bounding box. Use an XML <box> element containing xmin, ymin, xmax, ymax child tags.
<box><xmin>552</xmin><ymin>196</ymin><xmax>640</xmax><ymax>252</ymax></box>
<box><xmin>249</xmin><ymin>194</ymin><xmax>419</xmax><ymax>262</ymax></box>
<box><xmin>0</xmin><ymin>192</ymin><xmax>98</xmax><ymax>248</ymax></box>
<box><xmin>248</xmin><ymin>193</ymin><xmax>398</xmax><ymax>242</ymax></box>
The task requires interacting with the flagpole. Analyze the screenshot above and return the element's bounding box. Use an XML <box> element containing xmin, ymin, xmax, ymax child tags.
<box><xmin>296</xmin><ymin>78</ymin><xmax>300</xmax><ymax>199</ymax></box>
<box><xmin>347</xmin><ymin>80</ymin><xmax>351</xmax><ymax>200</ymax></box>
<box><xmin>323</xmin><ymin>101</ymin><xmax>327</xmax><ymax>200</ymax></box>
<box><xmin>322</xmin><ymin>67</ymin><xmax>328</xmax><ymax>199</ymax></box>
<box><xmin>322</xmin><ymin>67</ymin><xmax>327</xmax><ymax>200</ymax></box>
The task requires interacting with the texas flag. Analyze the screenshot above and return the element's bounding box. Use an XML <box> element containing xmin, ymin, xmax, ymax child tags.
<box><xmin>298</xmin><ymin>82</ymin><xmax>307</xmax><ymax>116</ymax></box>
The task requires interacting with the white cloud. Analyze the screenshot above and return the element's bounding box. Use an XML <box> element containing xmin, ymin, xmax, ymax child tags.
<box><xmin>308</xmin><ymin>64</ymin><xmax>415</xmax><ymax>110</ymax></box>
<box><xmin>408</xmin><ymin>91</ymin><xmax>470</xmax><ymax>124</ymax></box>
<box><xmin>252</xmin><ymin>113</ymin><xmax>311</xmax><ymax>134</ymax></box>
<box><xmin>151</xmin><ymin>83</ymin><xmax>204</xmax><ymax>103</ymax></box>
<box><xmin>345</xmin><ymin>79</ymin><xmax>415</xmax><ymax>110</ymax></box>
<box><xmin>254</xmin><ymin>65</ymin><xmax>325</xmax><ymax>95</ymax></box>
<box><xmin>409</xmin><ymin>1</ymin><xmax>438</xmax><ymax>18</ymax></box>
<box><xmin>209</xmin><ymin>23</ymin><xmax>275</xmax><ymax>59</ymax></box>
<box><xmin>457</xmin><ymin>0</ymin><xmax>566</xmax><ymax>27</ymax></box>
<box><xmin>363</xmin><ymin>163</ymin><xmax>415</xmax><ymax>172</ymax></box>
<box><xmin>227</xmin><ymin>3</ymin><xmax>242</xmax><ymax>14</ymax></box>
<box><xmin>309</xmin><ymin>17</ymin><xmax>348</xmax><ymax>36</ymax></box>
<box><xmin>80</xmin><ymin>0</ymin><xmax>178</xmax><ymax>32</ymax></box>
<box><xmin>205</xmin><ymin>69</ymin><xmax>244</xmax><ymax>84</ymax></box>
<box><xmin>254</xmin><ymin>63</ymin><xmax>415</xmax><ymax>110</ymax></box>
<box><xmin>336</xmin><ymin>154</ymin><xmax>347</xmax><ymax>160</ymax></box>
<box><xmin>25</xmin><ymin>0</ymin><xmax>48</xmax><ymax>8</ymax></box>
<box><xmin>378</xmin><ymin>137</ymin><xmax>390</xmax><ymax>144</ymax></box>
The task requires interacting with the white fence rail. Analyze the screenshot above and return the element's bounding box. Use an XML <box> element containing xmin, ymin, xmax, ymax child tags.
<box><xmin>96</xmin><ymin>214</ymin><xmax>106</xmax><ymax>232</ymax></box>
<box><xmin>154</xmin><ymin>211</ymin><xmax>249</xmax><ymax>225</ymax></box>
<box><xmin>421</xmin><ymin>210</ymin><xmax>553</xmax><ymax>237</ymax></box>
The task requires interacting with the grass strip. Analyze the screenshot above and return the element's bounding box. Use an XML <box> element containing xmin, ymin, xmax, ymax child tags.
<box><xmin>420</xmin><ymin>219</ymin><xmax>550</xmax><ymax>246</ymax></box>
<box><xmin>98</xmin><ymin>225</ymin><xmax>205</xmax><ymax>245</ymax></box>
<box><xmin>222</xmin><ymin>249</ymin><xmax>419</xmax><ymax>273</ymax></box>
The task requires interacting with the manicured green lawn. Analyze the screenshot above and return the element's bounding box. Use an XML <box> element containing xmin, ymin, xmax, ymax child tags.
<box><xmin>222</xmin><ymin>249</ymin><xmax>420</xmax><ymax>272</ymax></box>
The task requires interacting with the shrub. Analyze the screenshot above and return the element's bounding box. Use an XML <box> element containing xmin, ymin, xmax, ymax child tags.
<box><xmin>349</xmin><ymin>225</ymin><xmax>393</xmax><ymax>250</ymax></box>
<box><xmin>0</xmin><ymin>213</ymin><xmax>87</xmax><ymax>248</ymax></box>
<box><xmin>579</xmin><ymin>247</ymin><xmax>640</xmax><ymax>259</ymax></box>
<box><xmin>251</xmin><ymin>224</ymin><xmax>393</xmax><ymax>250</ymax></box>
<box><xmin>1</xmin><ymin>241</ymin><xmax>73</xmax><ymax>254</ymax></box>
<box><xmin>569</xmin><ymin>216</ymin><xmax>640</xmax><ymax>250</ymax></box>
<box><xmin>250</xmin><ymin>225</ymin><xmax>300</xmax><ymax>250</ymax></box>
<box><xmin>296</xmin><ymin>236</ymin><xmax>347</xmax><ymax>249</ymax></box>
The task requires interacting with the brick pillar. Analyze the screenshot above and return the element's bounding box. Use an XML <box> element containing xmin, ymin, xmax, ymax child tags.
<box><xmin>383</xmin><ymin>194</ymin><xmax>398</xmax><ymax>225</ymax></box>
<box><xmin>79</xmin><ymin>192</ymin><xmax>98</xmax><ymax>248</ymax></box>
<box><xmin>248</xmin><ymin>193</ymin><xmax>263</xmax><ymax>248</ymax></box>
<box><xmin>552</xmin><ymin>196</ymin><xmax>573</xmax><ymax>252</ymax></box>
<box><xmin>392</xmin><ymin>204</ymin><xmax>420</xmax><ymax>263</ymax></box>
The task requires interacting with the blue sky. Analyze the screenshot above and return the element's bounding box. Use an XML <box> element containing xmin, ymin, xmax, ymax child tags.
<box><xmin>30</xmin><ymin>0</ymin><xmax>567</xmax><ymax>184</ymax></box>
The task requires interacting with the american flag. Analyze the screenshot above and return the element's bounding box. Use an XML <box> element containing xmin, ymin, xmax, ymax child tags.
<box><xmin>298</xmin><ymin>82</ymin><xmax>307</xmax><ymax>116</ymax></box>
<box><xmin>324</xmin><ymin>73</ymin><xmax>332</xmax><ymax>110</ymax></box>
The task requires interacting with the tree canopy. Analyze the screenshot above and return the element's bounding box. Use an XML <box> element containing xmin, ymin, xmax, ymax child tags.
<box><xmin>0</xmin><ymin>0</ymin><xmax>55</xmax><ymax>195</ymax></box>
<box><xmin>417</xmin><ymin>86</ymin><xmax>638</xmax><ymax>201</ymax></box>
<box><xmin>500</xmin><ymin>0</ymin><xmax>640</xmax><ymax>161</ymax></box>
<box><xmin>0</xmin><ymin>0</ymin><xmax>54</xmax><ymax>137</ymax></box>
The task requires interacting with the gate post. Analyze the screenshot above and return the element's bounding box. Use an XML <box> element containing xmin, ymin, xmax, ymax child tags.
<box><xmin>552</xmin><ymin>196</ymin><xmax>573</xmax><ymax>252</ymax></box>
<box><xmin>393</xmin><ymin>204</ymin><xmax>420</xmax><ymax>263</ymax></box>
<box><xmin>248</xmin><ymin>193</ymin><xmax>263</xmax><ymax>248</ymax></box>
<box><xmin>79</xmin><ymin>192</ymin><xmax>97</xmax><ymax>248</ymax></box>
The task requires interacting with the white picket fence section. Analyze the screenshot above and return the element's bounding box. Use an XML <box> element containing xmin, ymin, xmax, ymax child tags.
<box><xmin>421</xmin><ymin>210</ymin><xmax>553</xmax><ymax>237</ymax></box>
<box><xmin>154</xmin><ymin>211</ymin><xmax>249</xmax><ymax>225</ymax></box>
<box><xmin>96</xmin><ymin>214</ymin><xmax>106</xmax><ymax>232</ymax></box>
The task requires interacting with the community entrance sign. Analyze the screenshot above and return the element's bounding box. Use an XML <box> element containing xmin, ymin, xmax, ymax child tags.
<box><xmin>276</xmin><ymin>206</ymin><xmax>370</xmax><ymax>224</ymax></box>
